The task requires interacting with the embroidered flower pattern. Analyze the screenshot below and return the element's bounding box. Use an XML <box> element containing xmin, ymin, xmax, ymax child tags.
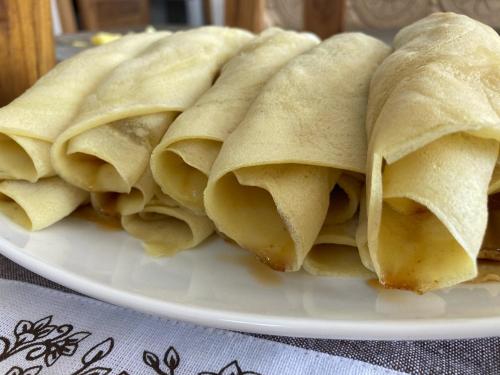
<box><xmin>198</xmin><ymin>360</ymin><xmax>262</xmax><ymax>375</ymax></box>
<box><xmin>0</xmin><ymin>316</ymin><xmax>90</xmax><ymax>367</ymax></box>
<box><xmin>4</xmin><ymin>366</ymin><xmax>42</xmax><ymax>375</ymax></box>
<box><xmin>1</xmin><ymin>315</ymin><xmax>262</xmax><ymax>375</ymax></box>
<box><xmin>143</xmin><ymin>347</ymin><xmax>180</xmax><ymax>375</ymax></box>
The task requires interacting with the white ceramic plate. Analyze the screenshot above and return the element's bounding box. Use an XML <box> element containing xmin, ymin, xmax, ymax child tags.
<box><xmin>1</xmin><ymin>213</ymin><xmax>500</xmax><ymax>340</ymax></box>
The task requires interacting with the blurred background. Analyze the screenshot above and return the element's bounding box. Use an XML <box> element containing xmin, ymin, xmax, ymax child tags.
<box><xmin>1</xmin><ymin>0</ymin><xmax>499</xmax><ymax>106</ymax></box>
<box><xmin>47</xmin><ymin>0</ymin><xmax>500</xmax><ymax>36</ymax></box>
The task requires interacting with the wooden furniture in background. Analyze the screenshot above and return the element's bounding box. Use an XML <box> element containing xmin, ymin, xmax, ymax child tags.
<box><xmin>77</xmin><ymin>0</ymin><xmax>150</xmax><ymax>31</ymax></box>
<box><xmin>0</xmin><ymin>0</ymin><xmax>55</xmax><ymax>106</ymax></box>
<box><xmin>56</xmin><ymin>0</ymin><xmax>78</xmax><ymax>33</ymax></box>
<box><xmin>203</xmin><ymin>0</ymin><xmax>212</xmax><ymax>25</ymax></box>
<box><xmin>225</xmin><ymin>0</ymin><xmax>266</xmax><ymax>33</ymax></box>
<box><xmin>224</xmin><ymin>0</ymin><xmax>346</xmax><ymax>38</ymax></box>
<box><xmin>304</xmin><ymin>0</ymin><xmax>345</xmax><ymax>38</ymax></box>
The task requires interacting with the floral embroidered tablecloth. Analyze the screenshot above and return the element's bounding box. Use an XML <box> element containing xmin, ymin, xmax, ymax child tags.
<box><xmin>1</xmin><ymin>254</ymin><xmax>500</xmax><ymax>375</ymax></box>
<box><xmin>0</xmin><ymin>276</ymin><xmax>404</xmax><ymax>375</ymax></box>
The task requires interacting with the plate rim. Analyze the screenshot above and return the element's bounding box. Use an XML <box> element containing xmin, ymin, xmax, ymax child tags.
<box><xmin>1</xmin><ymin>234</ymin><xmax>500</xmax><ymax>340</ymax></box>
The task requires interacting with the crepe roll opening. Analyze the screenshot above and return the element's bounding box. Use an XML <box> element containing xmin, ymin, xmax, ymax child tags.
<box><xmin>91</xmin><ymin>192</ymin><xmax>120</xmax><ymax>216</ymax></box>
<box><xmin>152</xmin><ymin>139</ymin><xmax>220</xmax><ymax>213</ymax></box>
<box><xmin>0</xmin><ymin>177</ymin><xmax>88</xmax><ymax>231</ymax></box>
<box><xmin>56</xmin><ymin>113</ymin><xmax>172</xmax><ymax>193</ymax></box>
<box><xmin>0</xmin><ymin>191</ymin><xmax>32</xmax><ymax>229</ymax></box>
<box><xmin>0</xmin><ymin>134</ymin><xmax>38</xmax><ymax>182</ymax></box>
<box><xmin>379</xmin><ymin>201</ymin><xmax>473</xmax><ymax>291</ymax></box>
<box><xmin>155</xmin><ymin>150</ymin><xmax>207</xmax><ymax>211</ymax></box>
<box><xmin>316</xmin><ymin>174</ymin><xmax>361</xmax><ymax>245</ymax></box>
<box><xmin>205</xmin><ymin>164</ymin><xmax>333</xmax><ymax>271</ymax></box>
<box><xmin>212</xmin><ymin>171</ymin><xmax>295</xmax><ymax>269</ymax></box>
<box><xmin>326</xmin><ymin>174</ymin><xmax>362</xmax><ymax>224</ymax></box>
<box><xmin>306</xmin><ymin>176</ymin><xmax>366</xmax><ymax>277</ymax></box>
<box><xmin>479</xmin><ymin>193</ymin><xmax>500</xmax><ymax>260</ymax></box>
<box><xmin>122</xmin><ymin>210</ymin><xmax>195</xmax><ymax>256</ymax></box>
<box><xmin>63</xmin><ymin>145</ymin><xmax>130</xmax><ymax>193</ymax></box>
<box><xmin>304</xmin><ymin>244</ymin><xmax>374</xmax><ymax>277</ymax></box>
<box><xmin>376</xmin><ymin>133</ymin><xmax>497</xmax><ymax>291</ymax></box>
<box><xmin>328</xmin><ymin>186</ymin><xmax>350</xmax><ymax>218</ymax></box>
<box><xmin>91</xmin><ymin>187</ymin><xmax>147</xmax><ymax>216</ymax></box>
<box><xmin>153</xmin><ymin>149</ymin><xmax>208</xmax><ymax>213</ymax></box>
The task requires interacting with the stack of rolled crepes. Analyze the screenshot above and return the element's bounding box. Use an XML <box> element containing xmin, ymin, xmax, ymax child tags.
<box><xmin>0</xmin><ymin>31</ymin><xmax>171</xmax><ymax>229</ymax></box>
<box><xmin>49</xmin><ymin>27</ymin><xmax>253</xmax><ymax>254</ymax></box>
<box><xmin>0</xmin><ymin>26</ymin><xmax>254</xmax><ymax>251</ymax></box>
<box><xmin>0</xmin><ymin>13</ymin><xmax>498</xmax><ymax>293</ymax></box>
<box><xmin>358</xmin><ymin>12</ymin><xmax>500</xmax><ymax>292</ymax></box>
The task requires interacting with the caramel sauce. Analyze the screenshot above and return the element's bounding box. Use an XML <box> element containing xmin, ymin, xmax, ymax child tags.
<box><xmin>468</xmin><ymin>260</ymin><xmax>500</xmax><ymax>284</ymax></box>
<box><xmin>467</xmin><ymin>276</ymin><xmax>500</xmax><ymax>284</ymax></box>
<box><xmin>218</xmin><ymin>230</ymin><xmax>288</xmax><ymax>273</ymax></box>
<box><xmin>217</xmin><ymin>253</ymin><xmax>283</xmax><ymax>287</ymax></box>
<box><xmin>366</xmin><ymin>278</ymin><xmax>427</xmax><ymax>295</ymax></box>
<box><xmin>366</xmin><ymin>278</ymin><xmax>384</xmax><ymax>290</ymax></box>
<box><xmin>72</xmin><ymin>206</ymin><xmax>122</xmax><ymax>231</ymax></box>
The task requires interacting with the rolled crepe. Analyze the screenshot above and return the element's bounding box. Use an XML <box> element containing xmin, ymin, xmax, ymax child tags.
<box><xmin>204</xmin><ymin>33</ymin><xmax>390</xmax><ymax>272</ymax></box>
<box><xmin>0</xmin><ymin>32</ymin><xmax>169</xmax><ymax>182</ymax></box>
<box><xmin>51</xmin><ymin>27</ymin><xmax>253</xmax><ymax>194</ymax></box>
<box><xmin>90</xmin><ymin>168</ymin><xmax>155</xmax><ymax>216</ymax></box>
<box><xmin>151</xmin><ymin>28</ymin><xmax>319</xmax><ymax>213</ymax></box>
<box><xmin>121</xmin><ymin>188</ymin><xmax>214</xmax><ymax>256</ymax></box>
<box><xmin>0</xmin><ymin>177</ymin><xmax>88</xmax><ymax>230</ymax></box>
<box><xmin>363</xmin><ymin>13</ymin><xmax>500</xmax><ymax>292</ymax></box>
<box><xmin>303</xmin><ymin>174</ymin><xmax>374</xmax><ymax>278</ymax></box>
<box><xmin>315</xmin><ymin>174</ymin><xmax>362</xmax><ymax>246</ymax></box>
